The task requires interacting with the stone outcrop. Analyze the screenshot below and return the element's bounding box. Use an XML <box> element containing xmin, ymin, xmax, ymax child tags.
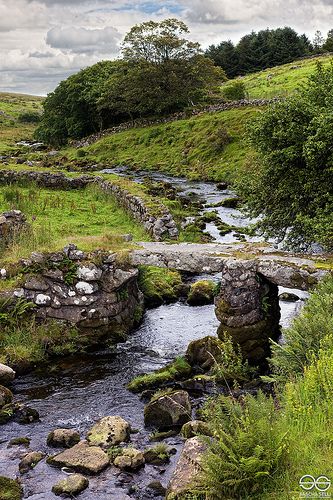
<box><xmin>144</xmin><ymin>390</ymin><xmax>192</xmax><ymax>430</ymax></box>
<box><xmin>0</xmin><ymin>210</ymin><xmax>27</xmax><ymax>247</ymax></box>
<box><xmin>3</xmin><ymin>245</ymin><xmax>143</xmax><ymax>341</ymax></box>
<box><xmin>0</xmin><ymin>363</ymin><xmax>15</xmax><ymax>385</ymax></box>
<box><xmin>0</xmin><ymin>385</ymin><xmax>13</xmax><ymax>408</ymax></box>
<box><xmin>166</xmin><ymin>437</ymin><xmax>206</xmax><ymax>499</ymax></box>
<box><xmin>52</xmin><ymin>474</ymin><xmax>89</xmax><ymax>497</ymax></box>
<box><xmin>47</xmin><ymin>428</ymin><xmax>80</xmax><ymax>448</ymax></box>
<box><xmin>86</xmin><ymin>416</ymin><xmax>130</xmax><ymax>447</ymax></box>
<box><xmin>0</xmin><ymin>170</ymin><xmax>178</xmax><ymax>241</ymax></box>
<box><xmin>215</xmin><ymin>261</ymin><xmax>281</xmax><ymax>364</ymax></box>
<box><xmin>47</xmin><ymin>441</ymin><xmax>110</xmax><ymax>475</ymax></box>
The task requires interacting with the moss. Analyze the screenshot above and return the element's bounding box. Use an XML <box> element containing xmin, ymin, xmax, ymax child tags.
<box><xmin>0</xmin><ymin>477</ymin><xmax>22</xmax><ymax>500</ymax></box>
<box><xmin>138</xmin><ymin>265</ymin><xmax>184</xmax><ymax>307</ymax></box>
<box><xmin>187</xmin><ymin>280</ymin><xmax>218</xmax><ymax>306</ymax></box>
<box><xmin>127</xmin><ymin>357</ymin><xmax>192</xmax><ymax>393</ymax></box>
<box><xmin>149</xmin><ymin>429</ymin><xmax>178</xmax><ymax>441</ymax></box>
<box><xmin>8</xmin><ymin>437</ymin><xmax>30</xmax><ymax>447</ymax></box>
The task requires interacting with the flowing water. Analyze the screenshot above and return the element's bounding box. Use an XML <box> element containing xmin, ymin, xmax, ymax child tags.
<box><xmin>101</xmin><ymin>167</ymin><xmax>262</xmax><ymax>244</ymax></box>
<box><xmin>0</xmin><ymin>279</ymin><xmax>307</xmax><ymax>499</ymax></box>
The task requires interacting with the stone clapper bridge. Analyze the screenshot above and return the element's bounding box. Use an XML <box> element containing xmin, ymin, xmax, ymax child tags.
<box><xmin>130</xmin><ymin>241</ymin><xmax>328</xmax><ymax>364</ymax></box>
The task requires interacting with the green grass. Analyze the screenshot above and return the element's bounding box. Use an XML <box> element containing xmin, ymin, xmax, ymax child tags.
<box><xmin>0</xmin><ymin>182</ymin><xmax>149</xmax><ymax>263</ymax></box>
<box><xmin>63</xmin><ymin>107</ymin><xmax>260</xmax><ymax>182</ymax></box>
<box><xmin>235</xmin><ymin>54</ymin><xmax>333</xmax><ymax>99</ymax></box>
<box><xmin>0</xmin><ymin>92</ymin><xmax>43</xmax><ymax>153</ymax></box>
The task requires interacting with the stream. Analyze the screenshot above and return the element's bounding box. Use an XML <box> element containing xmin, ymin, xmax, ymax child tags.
<box><xmin>0</xmin><ymin>277</ymin><xmax>308</xmax><ymax>499</ymax></box>
<box><xmin>101</xmin><ymin>166</ymin><xmax>262</xmax><ymax>244</ymax></box>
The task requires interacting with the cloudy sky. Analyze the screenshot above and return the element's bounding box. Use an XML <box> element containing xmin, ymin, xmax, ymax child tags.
<box><xmin>1</xmin><ymin>0</ymin><xmax>333</xmax><ymax>96</ymax></box>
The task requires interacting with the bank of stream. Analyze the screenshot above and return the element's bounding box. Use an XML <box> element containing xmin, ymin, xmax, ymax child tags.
<box><xmin>0</xmin><ymin>275</ymin><xmax>308</xmax><ymax>499</ymax></box>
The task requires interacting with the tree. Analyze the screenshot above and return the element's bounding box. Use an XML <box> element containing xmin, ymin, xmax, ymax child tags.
<box><xmin>205</xmin><ymin>41</ymin><xmax>240</xmax><ymax>78</ymax></box>
<box><xmin>237</xmin><ymin>62</ymin><xmax>333</xmax><ymax>250</ymax></box>
<box><xmin>313</xmin><ymin>30</ymin><xmax>324</xmax><ymax>53</ymax></box>
<box><xmin>323</xmin><ymin>29</ymin><xmax>333</xmax><ymax>52</ymax></box>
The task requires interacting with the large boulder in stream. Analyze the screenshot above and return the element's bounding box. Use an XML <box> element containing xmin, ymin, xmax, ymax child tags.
<box><xmin>144</xmin><ymin>390</ymin><xmax>191</xmax><ymax>430</ymax></box>
<box><xmin>185</xmin><ymin>336</ymin><xmax>222</xmax><ymax>371</ymax></box>
<box><xmin>187</xmin><ymin>280</ymin><xmax>217</xmax><ymax>306</ymax></box>
<box><xmin>47</xmin><ymin>441</ymin><xmax>109</xmax><ymax>475</ymax></box>
<box><xmin>52</xmin><ymin>474</ymin><xmax>89</xmax><ymax>497</ymax></box>
<box><xmin>19</xmin><ymin>451</ymin><xmax>45</xmax><ymax>474</ymax></box>
<box><xmin>114</xmin><ymin>448</ymin><xmax>145</xmax><ymax>471</ymax></box>
<box><xmin>47</xmin><ymin>428</ymin><xmax>80</xmax><ymax>448</ymax></box>
<box><xmin>0</xmin><ymin>363</ymin><xmax>15</xmax><ymax>386</ymax></box>
<box><xmin>166</xmin><ymin>437</ymin><xmax>207</xmax><ymax>499</ymax></box>
<box><xmin>86</xmin><ymin>416</ymin><xmax>130</xmax><ymax>447</ymax></box>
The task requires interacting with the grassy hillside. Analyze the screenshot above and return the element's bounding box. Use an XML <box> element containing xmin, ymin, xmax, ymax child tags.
<box><xmin>237</xmin><ymin>53</ymin><xmax>333</xmax><ymax>99</ymax></box>
<box><xmin>65</xmin><ymin>107</ymin><xmax>260</xmax><ymax>182</ymax></box>
<box><xmin>0</xmin><ymin>92</ymin><xmax>44</xmax><ymax>153</ymax></box>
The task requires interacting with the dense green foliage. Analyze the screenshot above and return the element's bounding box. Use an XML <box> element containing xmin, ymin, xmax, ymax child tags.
<box><xmin>238</xmin><ymin>62</ymin><xmax>333</xmax><ymax>250</ymax></box>
<box><xmin>206</xmin><ymin>27</ymin><xmax>312</xmax><ymax>77</ymax></box>
<box><xmin>201</xmin><ymin>275</ymin><xmax>333</xmax><ymax>499</ymax></box>
<box><xmin>36</xmin><ymin>19</ymin><xmax>224</xmax><ymax>146</ymax></box>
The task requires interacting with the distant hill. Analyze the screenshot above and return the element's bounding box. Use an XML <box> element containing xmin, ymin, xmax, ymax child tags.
<box><xmin>0</xmin><ymin>92</ymin><xmax>44</xmax><ymax>153</ymax></box>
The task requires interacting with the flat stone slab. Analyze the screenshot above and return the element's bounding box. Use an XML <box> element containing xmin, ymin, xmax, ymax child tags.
<box><xmin>47</xmin><ymin>441</ymin><xmax>109</xmax><ymax>475</ymax></box>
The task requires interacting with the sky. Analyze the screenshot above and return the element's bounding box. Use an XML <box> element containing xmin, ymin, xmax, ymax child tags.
<box><xmin>1</xmin><ymin>0</ymin><xmax>333</xmax><ymax>96</ymax></box>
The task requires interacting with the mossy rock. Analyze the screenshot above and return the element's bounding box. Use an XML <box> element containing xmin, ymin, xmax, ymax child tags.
<box><xmin>181</xmin><ymin>420</ymin><xmax>212</xmax><ymax>439</ymax></box>
<box><xmin>127</xmin><ymin>357</ymin><xmax>192</xmax><ymax>393</ymax></box>
<box><xmin>8</xmin><ymin>437</ymin><xmax>30</xmax><ymax>447</ymax></box>
<box><xmin>144</xmin><ymin>390</ymin><xmax>191</xmax><ymax>431</ymax></box>
<box><xmin>185</xmin><ymin>336</ymin><xmax>223</xmax><ymax>370</ymax></box>
<box><xmin>187</xmin><ymin>280</ymin><xmax>218</xmax><ymax>306</ymax></box>
<box><xmin>0</xmin><ymin>477</ymin><xmax>22</xmax><ymax>500</ymax></box>
<box><xmin>0</xmin><ymin>385</ymin><xmax>13</xmax><ymax>409</ymax></box>
<box><xmin>138</xmin><ymin>266</ymin><xmax>184</xmax><ymax>307</ymax></box>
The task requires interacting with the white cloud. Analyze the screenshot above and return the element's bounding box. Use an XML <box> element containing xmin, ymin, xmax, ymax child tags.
<box><xmin>46</xmin><ymin>26</ymin><xmax>121</xmax><ymax>54</ymax></box>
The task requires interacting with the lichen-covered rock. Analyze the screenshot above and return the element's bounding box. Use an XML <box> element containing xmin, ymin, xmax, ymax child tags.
<box><xmin>185</xmin><ymin>336</ymin><xmax>222</xmax><ymax>371</ymax></box>
<box><xmin>47</xmin><ymin>441</ymin><xmax>109</xmax><ymax>475</ymax></box>
<box><xmin>0</xmin><ymin>363</ymin><xmax>15</xmax><ymax>386</ymax></box>
<box><xmin>0</xmin><ymin>385</ymin><xmax>13</xmax><ymax>408</ymax></box>
<box><xmin>86</xmin><ymin>416</ymin><xmax>130</xmax><ymax>447</ymax></box>
<box><xmin>187</xmin><ymin>280</ymin><xmax>217</xmax><ymax>306</ymax></box>
<box><xmin>47</xmin><ymin>428</ymin><xmax>80</xmax><ymax>448</ymax></box>
<box><xmin>144</xmin><ymin>390</ymin><xmax>191</xmax><ymax>430</ymax></box>
<box><xmin>52</xmin><ymin>474</ymin><xmax>89</xmax><ymax>497</ymax></box>
<box><xmin>8</xmin><ymin>437</ymin><xmax>30</xmax><ymax>448</ymax></box>
<box><xmin>181</xmin><ymin>420</ymin><xmax>212</xmax><ymax>439</ymax></box>
<box><xmin>166</xmin><ymin>437</ymin><xmax>206</xmax><ymax>499</ymax></box>
<box><xmin>113</xmin><ymin>448</ymin><xmax>145</xmax><ymax>470</ymax></box>
<box><xmin>0</xmin><ymin>476</ymin><xmax>22</xmax><ymax>500</ymax></box>
<box><xmin>19</xmin><ymin>451</ymin><xmax>45</xmax><ymax>474</ymax></box>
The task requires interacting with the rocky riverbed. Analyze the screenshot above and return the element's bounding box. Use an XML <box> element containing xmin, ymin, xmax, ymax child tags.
<box><xmin>0</xmin><ymin>277</ymin><xmax>307</xmax><ymax>499</ymax></box>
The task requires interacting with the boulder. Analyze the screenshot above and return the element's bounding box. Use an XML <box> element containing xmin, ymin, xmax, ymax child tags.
<box><xmin>0</xmin><ymin>363</ymin><xmax>15</xmax><ymax>385</ymax></box>
<box><xmin>19</xmin><ymin>451</ymin><xmax>45</xmax><ymax>474</ymax></box>
<box><xmin>186</xmin><ymin>336</ymin><xmax>222</xmax><ymax>370</ymax></box>
<box><xmin>86</xmin><ymin>416</ymin><xmax>130</xmax><ymax>447</ymax></box>
<box><xmin>187</xmin><ymin>280</ymin><xmax>217</xmax><ymax>306</ymax></box>
<box><xmin>113</xmin><ymin>448</ymin><xmax>145</xmax><ymax>471</ymax></box>
<box><xmin>52</xmin><ymin>474</ymin><xmax>89</xmax><ymax>497</ymax></box>
<box><xmin>147</xmin><ymin>481</ymin><xmax>166</xmax><ymax>497</ymax></box>
<box><xmin>144</xmin><ymin>390</ymin><xmax>191</xmax><ymax>430</ymax></box>
<box><xmin>0</xmin><ymin>385</ymin><xmax>13</xmax><ymax>408</ymax></box>
<box><xmin>0</xmin><ymin>476</ymin><xmax>22</xmax><ymax>500</ymax></box>
<box><xmin>144</xmin><ymin>446</ymin><xmax>170</xmax><ymax>465</ymax></box>
<box><xmin>166</xmin><ymin>437</ymin><xmax>206</xmax><ymax>499</ymax></box>
<box><xmin>47</xmin><ymin>441</ymin><xmax>109</xmax><ymax>475</ymax></box>
<box><xmin>181</xmin><ymin>420</ymin><xmax>212</xmax><ymax>439</ymax></box>
<box><xmin>47</xmin><ymin>428</ymin><xmax>80</xmax><ymax>448</ymax></box>
<box><xmin>14</xmin><ymin>404</ymin><xmax>39</xmax><ymax>424</ymax></box>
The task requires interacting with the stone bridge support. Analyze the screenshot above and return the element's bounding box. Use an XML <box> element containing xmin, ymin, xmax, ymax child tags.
<box><xmin>215</xmin><ymin>260</ymin><xmax>281</xmax><ymax>365</ymax></box>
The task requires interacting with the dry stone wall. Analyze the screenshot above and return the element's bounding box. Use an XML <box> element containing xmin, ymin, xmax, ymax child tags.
<box><xmin>1</xmin><ymin>244</ymin><xmax>143</xmax><ymax>342</ymax></box>
<box><xmin>0</xmin><ymin>170</ymin><xmax>178</xmax><ymax>241</ymax></box>
<box><xmin>0</xmin><ymin>210</ymin><xmax>27</xmax><ymax>247</ymax></box>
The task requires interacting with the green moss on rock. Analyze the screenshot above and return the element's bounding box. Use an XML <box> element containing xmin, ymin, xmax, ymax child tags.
<box><xmin>187</xmin><ymin>280</ymin><xmax>218</xmax><ymax>306</ymax></box>
<box><xmin>138</xmin><ymin>266</ymin><xmax>184</xmax><ymax>307</ymax></box>
<box><xmin>0</xmin><ymin>477</ymin><xmax>22</xmax><ymax>500</ymax></box>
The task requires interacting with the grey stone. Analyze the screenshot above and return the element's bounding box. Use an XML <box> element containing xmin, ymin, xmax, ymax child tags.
<box><xmin>52</xmin><ymin>474</ymin><xmax>89</xmax><ymax>497</ymax></box>
<box><xmin>0</xmin><ymin>363</ymin><xmax>15</xmax><ymax>385</ymax></box>
<box><xmin>87</xmin><ymin>416</ymin><xmax>130</xmax><ymax>447</ymax></box>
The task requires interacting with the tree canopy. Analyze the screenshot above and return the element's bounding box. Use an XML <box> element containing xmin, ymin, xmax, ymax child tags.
<box><xmin>237</xmin><ymin>62</ymin><xmax>333</xmax><ymax>250</ymax></box>
<box><xmin>36</xmin><ymin>19</ymin><xmax>225</xmax><ymax>145</ymax></box>
<box><xmin>206</xmin><ymin>27</ymin><xmax>312</xmax><ymax>77</ymax></box>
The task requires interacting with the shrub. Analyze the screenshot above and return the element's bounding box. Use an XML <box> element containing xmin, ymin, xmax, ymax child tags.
<box><xmin>211</xmin><ymin>334</ymin><xmax>256</xmax><ymax>385</ymax></box>
<box><xmin>269</xmin><ymin>275</ymin><xmax>333</xmax><ymax>384</ymax></box>
<box><xmin>221</xmin><ymin>81</ymin><xmax>247</xmax><ymax>101</ymax></box>
<box><xmin>202</xmin><ymin>391</ymin><xmax>287</xmax><ymax>498</ymax></box>
<box><xmin>18</xmin><ymin>111</ymin><xmax>41</xmax><ymax>123</ymax></box>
